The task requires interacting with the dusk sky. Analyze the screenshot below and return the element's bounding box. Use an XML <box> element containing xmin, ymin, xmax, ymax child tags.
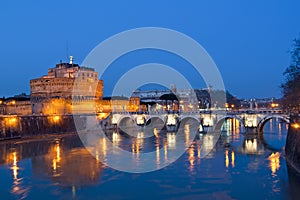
<box><xmin>1</xmin><ymin>0</ymin><xmax>300</xmax><ymax>99</ymax></box>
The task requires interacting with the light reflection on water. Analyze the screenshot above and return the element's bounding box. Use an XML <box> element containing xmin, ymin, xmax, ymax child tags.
<box><xmin>0</xmin><ymin>119</ymin><xmax>300</xmax><ymax>199</ymax></box>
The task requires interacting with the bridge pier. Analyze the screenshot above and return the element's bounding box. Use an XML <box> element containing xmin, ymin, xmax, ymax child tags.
<box><xmin>108</xmin><ymin>109</ymin><xmax>289</xmax><ymax>135</ymax></box>
<box><xmin>245</xmin><ymin>127</ymin><xmax>258</xmax><ymax>134</ymax></box>
<box><xmin>166</xmin><ymin>114</ymin><xmax>179</xmax><ymax>132</ymax></box>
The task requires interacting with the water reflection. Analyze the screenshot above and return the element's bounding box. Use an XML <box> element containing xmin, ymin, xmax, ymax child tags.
<box><xmin>112</xmin><ymin>131</ymin><xmax>120</xmax><ymax>145</ymax></box>
<box><xmin>225</xmin><ymin>150</ymin><xmax>229</xmax><ymax>168</ymax></box>
<box><xmin>52</xmin><ymin>142</ymin><xmax>61</xmax><ymax>173</ymax></box>
<box><xmin>188</xmin><ymin>143</ymin><xmax>195</xmax><ymax>172</ymax></box>
<box><xmin>245</xmin><ymin>138</ymin><xmax>258</xmax><ymax>153</ymax></box>
<box><xmin>11</xmin><ymin>152</ymin><xmax>18</xmax><ymax>180</ymax></box>
<box><xmin>0</xmin><ymin>118</ymin><xmax>299</xmax><ymax>199</ymax></box>
<box><xmin>167</xmin><ymin>132</ymin><xmax>176</xmax><ymax>149</ymax></box>
<box><xmin>9</xmin><ymin>151</ymin><xmax>29</xmax><ymax>199</ymax></box>
<box><xmin>268</xmin><ymin>152</ymin><xmax>280</xmax><ymax>175</ymax></box>
<box><xmin>241</xmin><ymin>136</ymin><xmax>265</xmax><ymax>155</ymax></box>
<box><xmin>30</xmin><ymin>139</ymin><xmax>103</xmax><ymax>189</ymax></box>
<box><xmin>225</xmin><ymin>150</ymin><xmax>235</xmax><ymax>168</ymax></box>
<box><xmin>6</xmin><ymin>150</ymin><xmax>29</xmax><ymax>199</ymax></box>
<box><xmin>231</xmin><ymin>151</ymin><xmax>235</xmax><ymax>168</ymax></box>
<box><xmin>221</xmin><ymin>118</ymin><xmax>242</xmax><ymax>135</ymax></box>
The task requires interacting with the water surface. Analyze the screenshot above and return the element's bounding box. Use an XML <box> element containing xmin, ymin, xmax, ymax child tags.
<box><xmin>0</xmin><ymin>119</ymin><xmax>300</xmax><ymax>199</ymax></box>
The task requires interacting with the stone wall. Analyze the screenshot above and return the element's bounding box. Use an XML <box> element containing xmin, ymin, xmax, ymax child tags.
<box><xmin>285</xmin><ymin>115</ymin><xmax>300</xmax><ymax>173</ymax></box>
<box><xmin>0</xmin><ymin>115</ymin><xmax>87</xmax><ymax>140</ymax></box>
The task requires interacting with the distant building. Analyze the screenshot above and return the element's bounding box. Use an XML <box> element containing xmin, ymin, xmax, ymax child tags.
<box><xmin>239</xmin><ymin>98</ymin><xmax>281</xmax><ymax>110</ymax></box>
<box><xmin>132</xmin><ymin>85</ymin><xmax>211</xmax><ymax>112</ymax></box>
<box><xmin>97</xmin><ymin>97</ymin><xmax>141</xmax><ymax>113</ymax></box>
<box><xmin>0</xmin><ymin>93</ymin><xmax>31</xmax><ymax>115</ymax></box>
<box><xmin>30</xmin><ymin>58</ymin><xmax>103</xmax><ymax>114</ymax></box>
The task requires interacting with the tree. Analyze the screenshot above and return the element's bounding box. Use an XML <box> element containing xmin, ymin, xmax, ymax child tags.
<box><xmin>281</xmin><ymin>36</ymin><xmax>300</xmax><ymax>112</ymax></box>
<box><xmin>159</xmin><ymin>93</ymin><xmax>179</xmax><ymax>111</ymax></box>
<box><xmin>226</xmin><ymin>91</ymin><xmax>241</xmax><ymax>109</ymax></box>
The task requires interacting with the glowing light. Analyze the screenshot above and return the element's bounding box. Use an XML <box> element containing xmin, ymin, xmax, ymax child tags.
<box><xmin>11</xmin><ymin>152</ymin><xmax>18</xmax><ymax>180</ymax></box>
<box><xmin>184</xmin><ymin>124</ymin><xmax>190</xmax><ymax>146</ymax></box>
<box><xmin>5</xmin><ymin>116</ymin><xmax>18</xmax><ymax>127</ymax></box>
<box><xmin>189</xmin><ymin>145</ymin><xmax>195</xmax><ymax>171</ymax></box>
<box><xmin>166</xmin><ymin>115</ymin><xmax>177</xmax><ymax>125</ymax></box>
<box><xmin>72</xmin><ymin>185</ymin><xmax>76</xmax><ymax>198</ymax></box>
<box><xmin>197</xmin><ymin>144</ymin><xmax>201</xmax><ymax>159</ymax></box>
<box><xmin>95</xmin><ymin>150</ymin><xmax>99</xmax><ymax>161</ymax></box>
<box><xmin>135</xmin><ymin>142</ymin><xmax>140</xmax><ymax>155</ymax></box>
<box><xmin>167</xmin><ymin>133</ymin><xmax>176</xmax><ymax>149</ymax></box>
<box><xmin>156</xmin><ymin>145</ymin><xmax>160</xmax><ymax>166</ymax></box>
<box><xmin>198</xmin><ymin>124</ymin><xmax>203</xmax><ymax>132</ymax></box>
<box><xmin>112</xmin><ymin>131</ymin><xmax>119</xmax><ymax>144</ymax></box>
<box><xmin>136</xmin><ymin>116</ymin><xmax>145</xmax><ymax>125</ymax></box>
<box><xmin>154</xmin><ymin>128</ymin><xmax>159</xmax><ymax>138</ymax></box>
<box><xmin>56</xmin><ymin>144</ymin><xmax>61</xmax><ymax>162</ymax></box>
<box><xmin>137</xmin><ymin>132</ymin><xmax>144</xmax><ymax>139</ymax></box>
<box><xmin>231</xmin><ymin>151</ymin><xmax>235</xmax><ymax>168</ymax></box>
<box><xmin>245</xmin><ymin>116</ymin><xmax>258</xmax><ymax>127</ymax></box>
<box><xmin>52</xmin><ymin>159</ymin><xmax>57</xmax><ymax>171</ymax></box>
<box><xmin>96</xmin><ymin>113</ymin><xmax>109</xmax><ymax>120</ymax></box>
<box><xmin>292</xmin><ymin>123</ymin><xmax>300</xmax><ymax>129</ymax></box>
<box><xmin>202</xmin><ymin>135</ymin><xmax>214</xmax><ymax>153</ymax></box>
<box><xmin>245</xmin><ymin>139</ymin><xmax>257</xmax><ymax>153</ymax></box>
<box><xmin>225</xmin><ymin>150</ymin><xmax>229</xmax><ymax>168</ymax></box>
<box><xmin>271</xmin><ymin>103</ymin><xmax>279</xmax><ymax>108</ymax></box>
<box><xmin>53</xmin><ymin>115</ymin><xmax>60</xmax><ymax>123</ymax></box>
<box><xmin>203</xmin><ymin>117</ymin><xmax>213</xmax><ymax>126</ymax></box>
<box><xmin>52</xmin><ymin>143</ymin><xmax>61</xmax><ymax>171</ymax></box>
<box><xmin>268</xmin><ymin>152</ymin><xmax>280</xmax><ymax>174</ymax></box>
<box><xmin>164</xmin><ymin>141</ymin><xmax>168</xmax><ymax>161</ymax></box>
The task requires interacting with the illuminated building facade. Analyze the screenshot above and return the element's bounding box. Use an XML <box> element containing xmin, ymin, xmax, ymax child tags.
<box><xmin>0</xmin><ymin>94</ymin><xmax>31</xmax><ymax>115</ymax></box>
<box><xmin>30</xmin><ymin>59</ymin><xmax>103</xmax><ymax>114</ymax></box>
<box><xmin>97</xmin><ymin>97</ymin><xmax>141</xmax><ymax>113</ymax></box>
<box><xmin>29</xmin><ymin>58</ymin><xmax>141</xmax><ymax>114</ymax></box>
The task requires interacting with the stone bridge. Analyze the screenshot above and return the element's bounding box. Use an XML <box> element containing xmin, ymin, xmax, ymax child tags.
<box><xmin>110</xmin><ymin>108</ymin><xmax>290</xmax><ymax>133</ymax></box>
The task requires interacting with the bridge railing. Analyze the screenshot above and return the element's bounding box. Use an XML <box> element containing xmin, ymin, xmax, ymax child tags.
<box><xmin>109</xmin><ymin>108</ymin><xmax>288</xmax><ymax>116</ymax></box>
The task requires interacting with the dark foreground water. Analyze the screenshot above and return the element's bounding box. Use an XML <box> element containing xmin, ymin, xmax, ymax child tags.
<box><xmin>1</xmin><ymin>119</ymin><xmax>300</xmax><ymax>200</ymax></box>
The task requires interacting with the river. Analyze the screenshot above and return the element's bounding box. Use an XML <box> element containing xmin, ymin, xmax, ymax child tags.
<box><xmin>0</xmin><ymin>118</ymin><xmax>300</xmax><ymax>199</ymax></box>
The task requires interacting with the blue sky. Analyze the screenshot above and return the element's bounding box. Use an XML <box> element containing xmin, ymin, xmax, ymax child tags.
<box><xmin>0</xmin><ymin>0</ymin><xmax>299</xmax><ymax>99</ymax></box>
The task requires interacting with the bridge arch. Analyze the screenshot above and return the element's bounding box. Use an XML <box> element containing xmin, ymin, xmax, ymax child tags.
<box><xmin>179</xmin><ymin>116</ymin><xmax>201</xmax><ymax>132</ymax></box>
<box><xmin>145</xmin><ymin>116</ymin><xmax>166</xmax><ymax>130</ymax></box>
<box><xmin>214</xmin><ymin>116</ymin><xmax>244</xmax><ymax>132</ymax></box>
<box><xmin>118</xmin><ymin>115</ymin><xmax>135</xmax><ymax>128</ymax></box>
<box><xmin>257</xmin><ymin>115</ymin><xmax>290</xmax><ymax>133</ymax></box>
<box><xmin>179</xmin><ymin>115</ymin><xmax>200</xmax><ymax>123</ymax></box>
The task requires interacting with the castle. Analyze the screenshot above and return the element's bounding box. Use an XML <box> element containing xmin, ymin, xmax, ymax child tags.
<box><xmin>0</xmin><ymin>57</ymin><xmax>140</xmax><ymax>115</ymax></box>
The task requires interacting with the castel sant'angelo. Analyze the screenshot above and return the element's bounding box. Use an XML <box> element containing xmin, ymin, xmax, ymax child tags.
<box><xmin>0</xmin><ymin>57</ymin><xmax>140</xmax><ymax>116</ymax></box>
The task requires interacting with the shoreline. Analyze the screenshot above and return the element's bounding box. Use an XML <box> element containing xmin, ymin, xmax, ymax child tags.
<box><xmin>0</xmin><ymin>132</ymin><xmax>78</xmax><ymax>144</ymax></box>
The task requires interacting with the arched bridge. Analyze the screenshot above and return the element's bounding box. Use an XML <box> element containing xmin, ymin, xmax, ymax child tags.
<box><xmin>109</xmin><ymin>109</ymin><xmax>290</xmax><ymax>133</ymax></box>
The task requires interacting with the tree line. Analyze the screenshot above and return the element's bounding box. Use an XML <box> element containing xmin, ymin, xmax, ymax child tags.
<box><xmin>281</xmin><ymin>36</ymin><xmax>300</xmax><ymax>112</ymax></box>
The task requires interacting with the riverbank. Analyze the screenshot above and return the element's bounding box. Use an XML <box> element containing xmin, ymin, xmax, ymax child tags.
<box><xmin>0</xmin><ymin>132</ymin><xmax>78</xmax><ymax>144</ymax></box>
<box><xmin>285</xmin><ymin>115</ymin><xmax>300</xmax><ymax>173</ymax></box>
<box><xmin>0</xmin><ymin>114</ymin><xmax>85</xmax><ymax>140</ymax></box>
